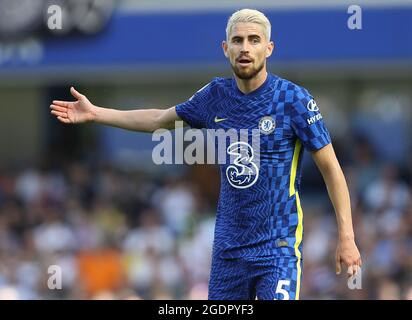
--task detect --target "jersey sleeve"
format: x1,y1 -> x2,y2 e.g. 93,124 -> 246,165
290,87 -> 331,151
175,80 -> 214,129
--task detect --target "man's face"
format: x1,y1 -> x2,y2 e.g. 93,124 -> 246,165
223,22 -> 274,80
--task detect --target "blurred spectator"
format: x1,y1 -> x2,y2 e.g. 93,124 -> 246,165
363,165 -> 410,213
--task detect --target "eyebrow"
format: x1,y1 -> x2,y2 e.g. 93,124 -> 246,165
231,34 -> 261,41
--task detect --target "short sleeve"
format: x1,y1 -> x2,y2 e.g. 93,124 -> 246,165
175,81 -> 213,129
290,87 -> 331,151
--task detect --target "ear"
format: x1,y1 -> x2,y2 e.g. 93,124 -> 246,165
222,40 -> 229,58
266,41 -> 275,58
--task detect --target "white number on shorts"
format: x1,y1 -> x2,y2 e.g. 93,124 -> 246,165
274,279 -> 291,300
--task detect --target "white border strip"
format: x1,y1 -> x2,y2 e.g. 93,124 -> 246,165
119,0 -> 412,13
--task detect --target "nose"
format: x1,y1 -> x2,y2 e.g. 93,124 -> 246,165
240,40 -> 251,53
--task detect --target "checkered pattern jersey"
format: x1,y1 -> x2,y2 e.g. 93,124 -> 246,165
175,73 -> 331,299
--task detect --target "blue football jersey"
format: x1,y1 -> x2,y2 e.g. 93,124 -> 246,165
175,73 -> 331,259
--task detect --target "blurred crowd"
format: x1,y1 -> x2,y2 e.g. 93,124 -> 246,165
0,160 -> 216,299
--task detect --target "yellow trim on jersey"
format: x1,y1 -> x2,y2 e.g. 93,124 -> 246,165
294,192 -> 304,300
289,140 -> 302,197
289,140 -> 303,300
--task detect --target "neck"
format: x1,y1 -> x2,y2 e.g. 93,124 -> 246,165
235,69 -> 268,94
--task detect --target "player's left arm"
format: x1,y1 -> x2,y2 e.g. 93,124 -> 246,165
311,143 -> 362,277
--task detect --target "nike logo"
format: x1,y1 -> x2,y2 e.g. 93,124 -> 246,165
214,116 -> 227,123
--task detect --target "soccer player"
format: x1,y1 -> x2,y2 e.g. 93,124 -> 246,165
50,9 -> 361,300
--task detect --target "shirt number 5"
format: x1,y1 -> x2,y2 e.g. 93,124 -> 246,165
274,280 -> 291,300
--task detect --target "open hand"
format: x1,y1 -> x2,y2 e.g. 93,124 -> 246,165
50,87 -> 96,124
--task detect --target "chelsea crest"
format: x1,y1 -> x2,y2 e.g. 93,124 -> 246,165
259,116 -> 276,135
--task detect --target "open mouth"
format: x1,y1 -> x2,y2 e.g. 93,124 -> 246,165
237,57 -> 253,67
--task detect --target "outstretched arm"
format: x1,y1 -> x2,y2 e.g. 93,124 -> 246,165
50,87 -> 180,132
311,143 -> 362,276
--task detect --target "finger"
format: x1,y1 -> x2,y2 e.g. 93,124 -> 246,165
355,264 -> 361,274
53,100 -> 70,107
70,86 -> 83,100
50,105 -> 67,112
336,259 -> 341,275
347,265 -> 354,277
352,264 -> 358,276
51,110 -> 67,118
57,116 -> 70,124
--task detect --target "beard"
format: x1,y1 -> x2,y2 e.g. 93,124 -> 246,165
231,59 -> 265,80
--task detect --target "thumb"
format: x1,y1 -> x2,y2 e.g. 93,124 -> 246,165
336,257 -> 341,275
70,86 -> 83,100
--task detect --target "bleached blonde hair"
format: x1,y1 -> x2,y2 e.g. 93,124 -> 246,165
226,9 -> 271,41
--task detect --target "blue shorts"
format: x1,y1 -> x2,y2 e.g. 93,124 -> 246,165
208,255 -> 303,300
